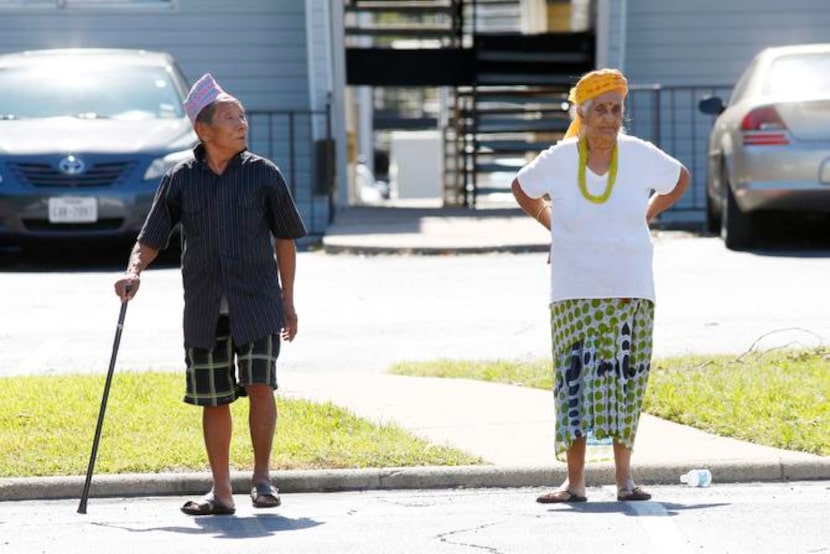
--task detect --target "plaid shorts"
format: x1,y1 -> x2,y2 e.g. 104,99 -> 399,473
184,315 -> 280,407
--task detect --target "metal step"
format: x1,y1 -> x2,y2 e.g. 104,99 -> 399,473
475,73 -> 578,86
458,119 -> 568,134
476,139 -> 555,152
345,0 -> 462,46
345,26 -> 458,38
345,5 -> 457,16
477,50 -> 592,63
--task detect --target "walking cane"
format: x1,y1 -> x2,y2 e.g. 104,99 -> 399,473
78,286 -> 131,514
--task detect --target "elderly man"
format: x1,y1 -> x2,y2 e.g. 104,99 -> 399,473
114,74 -> 307,515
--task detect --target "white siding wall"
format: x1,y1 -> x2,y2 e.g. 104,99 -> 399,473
306,0 -> 332,114
0,0 -> 311,109
623,0 -> 830,86
606,0 -> 625,70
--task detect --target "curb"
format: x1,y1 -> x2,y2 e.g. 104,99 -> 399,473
319,228 -> 701,256
321,243 -> 550,256
3,458 -> 829,502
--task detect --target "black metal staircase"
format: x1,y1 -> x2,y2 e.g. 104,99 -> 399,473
344,0 -> 595,207
447,85 -> 573,206
344,0 -> 464,45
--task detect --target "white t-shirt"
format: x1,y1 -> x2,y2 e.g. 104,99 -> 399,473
517,134 -> 682,303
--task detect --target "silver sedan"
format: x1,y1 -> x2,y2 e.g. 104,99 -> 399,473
699,43 -> 830,249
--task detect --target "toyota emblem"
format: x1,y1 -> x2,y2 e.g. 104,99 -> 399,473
59,155 -> 86,176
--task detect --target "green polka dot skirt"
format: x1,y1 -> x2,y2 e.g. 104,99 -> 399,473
550,298 -> 654,461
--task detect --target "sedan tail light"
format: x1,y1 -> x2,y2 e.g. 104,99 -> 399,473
741,106 -> 790,145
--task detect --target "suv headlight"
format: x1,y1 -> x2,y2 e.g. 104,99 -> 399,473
143,149 -> 195,180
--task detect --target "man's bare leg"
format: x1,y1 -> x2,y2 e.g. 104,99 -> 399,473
203,404 -> 234,507
246,385 -> 279,507
247,384 -> 277,483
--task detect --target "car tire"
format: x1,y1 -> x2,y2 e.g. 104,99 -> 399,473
721,180 -> 753,250
705,190 -> 720,234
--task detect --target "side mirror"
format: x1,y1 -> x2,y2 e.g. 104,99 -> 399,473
698,95 -> 726,115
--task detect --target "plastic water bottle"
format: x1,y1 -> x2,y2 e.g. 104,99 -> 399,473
680,469 -> 712,487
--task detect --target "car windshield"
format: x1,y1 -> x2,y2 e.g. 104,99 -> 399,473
0,62 -> 184,120
763,53 -> 830,97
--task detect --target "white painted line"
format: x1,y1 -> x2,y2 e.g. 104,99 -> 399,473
603,487 -> 696,554
629,500 -> 695,554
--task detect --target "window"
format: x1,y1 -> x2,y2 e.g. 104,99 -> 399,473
728,58 -> 758,105
763,53 -> 830,97
0,63 -> 185,120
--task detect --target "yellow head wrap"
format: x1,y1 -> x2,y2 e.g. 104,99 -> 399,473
563,69 -> 629,139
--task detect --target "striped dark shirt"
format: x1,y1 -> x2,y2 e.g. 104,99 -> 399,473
138,144 -> 307,349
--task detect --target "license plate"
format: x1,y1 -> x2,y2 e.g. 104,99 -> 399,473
48,197 -> 98,223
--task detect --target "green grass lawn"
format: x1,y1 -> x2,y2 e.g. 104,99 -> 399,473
390,348 -> 830,456
4,349 -> 826,479
0,372 -> 482,478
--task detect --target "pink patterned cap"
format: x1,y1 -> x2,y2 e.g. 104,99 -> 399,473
183,73 -> 237,125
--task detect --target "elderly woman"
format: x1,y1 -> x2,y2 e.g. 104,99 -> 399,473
511,68 -> 689,503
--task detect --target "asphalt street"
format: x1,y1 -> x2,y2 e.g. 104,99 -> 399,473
1,482 -> 828,554
1,235 -> 829,377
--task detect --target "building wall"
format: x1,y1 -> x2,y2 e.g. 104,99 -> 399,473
597,0 -> 625,69
306,0 -> 333,114
0,0 -> 312,109
622,0 -> 830,86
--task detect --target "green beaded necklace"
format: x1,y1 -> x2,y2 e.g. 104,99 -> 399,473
577,138 -> 618,204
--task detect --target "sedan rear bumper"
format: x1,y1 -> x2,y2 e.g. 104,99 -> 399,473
732,142 -> 830,212
734,182 -> 830,212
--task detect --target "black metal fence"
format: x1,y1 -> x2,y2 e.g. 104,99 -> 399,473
240,88 -> 730,229
626,84 -> 733,217
246,106 -> 334,236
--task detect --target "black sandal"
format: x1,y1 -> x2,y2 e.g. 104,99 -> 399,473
250,481 -> 281,508
536,489 -> 588,504
617,486 -> 651,501
181,496 -> 236,516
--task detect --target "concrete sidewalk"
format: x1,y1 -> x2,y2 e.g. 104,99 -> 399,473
1,205 -> 828,502
281,372 -> 830,485
320,205 -> 551,254
283,372 -> 826,469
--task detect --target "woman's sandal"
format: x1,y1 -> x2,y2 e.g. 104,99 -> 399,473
617,486 -> 652,501
536,489 -> 588,504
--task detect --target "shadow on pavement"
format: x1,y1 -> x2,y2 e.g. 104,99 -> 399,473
545,501 -> 731,516
0,242 -> 181,273
94,513 -> 323,538
740,212 -> 830,256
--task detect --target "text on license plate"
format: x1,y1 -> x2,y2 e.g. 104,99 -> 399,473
48,197 -> 98,223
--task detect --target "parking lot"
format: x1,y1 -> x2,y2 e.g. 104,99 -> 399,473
2,228 -> 830,379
